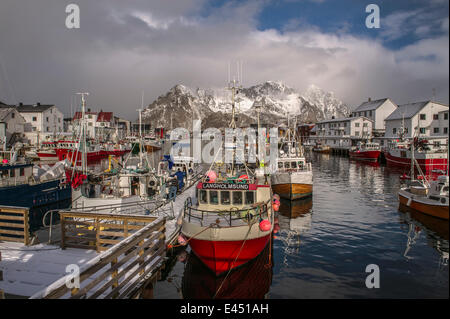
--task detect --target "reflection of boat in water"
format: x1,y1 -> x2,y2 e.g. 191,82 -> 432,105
275,200 -> 312,264
181,244 -> 272,299
398,204 -> 449,240
278,197 -> 312,218
399,210 -> 449,268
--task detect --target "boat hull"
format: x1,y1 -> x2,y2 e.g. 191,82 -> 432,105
385,151 -> 448,173
349,150 -> 380,161
272,183 -> 312,200
271,171 -> 313,200
188,235 -> 271,276
398,190 -> 449,220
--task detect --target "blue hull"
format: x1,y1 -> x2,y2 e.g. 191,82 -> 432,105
0,180 -> 72,231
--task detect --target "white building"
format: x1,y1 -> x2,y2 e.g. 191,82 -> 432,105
72,110 -> 115,139
384,100 -> 449,148
310,116 -> 374,149
16,103 -> 64,145
0,106 -> 26,149
351,98 -> 397,135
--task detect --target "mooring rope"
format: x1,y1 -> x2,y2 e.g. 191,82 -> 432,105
213,224 -> 253,299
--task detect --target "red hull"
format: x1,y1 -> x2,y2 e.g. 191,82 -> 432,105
384,152 -> 448,173
36,152 -> 57,159
349,150 -> 380,161
58,149 -> 129,163
188,235 -> 271,276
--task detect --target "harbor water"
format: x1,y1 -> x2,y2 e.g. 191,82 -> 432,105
154,152 -> 449,299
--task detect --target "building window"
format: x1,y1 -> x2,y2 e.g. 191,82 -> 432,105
46,127 -> 50,132
32,116 -> 37,121
11,112 -> 15,118
355,131 -> 360,136
434,127 -> 439,134
363,123 -> 368,127
355,123 -> 360,127
444,128 -> 448,134
434,141 -> 441,148
445,113 -> 448,120
419,114 -> 426,120
369,110 -> 372,117
88,115 -> 92,119
393,128 -> 397,134
20,168 -> 25,176
405,128 -> 408,134
433,114 -> 439,120
32,127 -> 36,131
419,128 -> 426,134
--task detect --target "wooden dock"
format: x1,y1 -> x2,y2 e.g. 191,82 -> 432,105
0,212 -> 167,299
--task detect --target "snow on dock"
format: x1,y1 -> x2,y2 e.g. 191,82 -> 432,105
0,242 -> 97,297
0,180 -> 199,298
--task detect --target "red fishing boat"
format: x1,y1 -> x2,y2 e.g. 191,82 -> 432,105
349,142 -> 381,161
180,79 -> 275,276
384,139 -> 447,173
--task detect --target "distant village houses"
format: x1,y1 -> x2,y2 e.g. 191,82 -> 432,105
304,98 -> 449,151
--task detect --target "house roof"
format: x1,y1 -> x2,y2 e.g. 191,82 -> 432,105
15,104 -> 54,113
384,101 -> 431,121
96,111 -> 113,122
0,100 -> 9,107
353,98 -> 391,112
316,116 -> 374,124
0,107 -> 21,121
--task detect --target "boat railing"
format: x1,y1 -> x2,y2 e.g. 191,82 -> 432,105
276,163 -> 312,173
184,199 -> 271,227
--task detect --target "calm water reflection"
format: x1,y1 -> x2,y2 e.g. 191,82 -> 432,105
154,152 -> 449,299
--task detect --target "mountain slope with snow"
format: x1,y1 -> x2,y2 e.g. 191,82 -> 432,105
142,81 -> 350,129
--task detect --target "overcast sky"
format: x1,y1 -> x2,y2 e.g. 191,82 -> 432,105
0,0 -> 448,120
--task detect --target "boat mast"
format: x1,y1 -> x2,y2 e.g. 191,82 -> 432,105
77,92 -> 89,175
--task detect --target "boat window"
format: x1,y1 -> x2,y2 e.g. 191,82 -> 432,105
284,162 -> 290,168
233,191 -> 243,205
10,169 -> 15,178
221,191 -> 231,204
1,170 -> 8,178
298,161 -> 304,168
20,168 -> 25,176
245,191 -> 254,204
291,161 -> 297,168
199,190 -> 208,204
210,191 -> 219,205
278,162 -> 283,169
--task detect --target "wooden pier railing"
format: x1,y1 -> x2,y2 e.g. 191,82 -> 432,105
0,206 -> 29,245
30,215 -> 166,299
59,211 -> 160,252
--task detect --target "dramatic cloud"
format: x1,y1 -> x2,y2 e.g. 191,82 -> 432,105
0,0 -> 448,121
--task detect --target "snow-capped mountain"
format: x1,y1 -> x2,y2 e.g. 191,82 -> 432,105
142,81 -> 350,129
